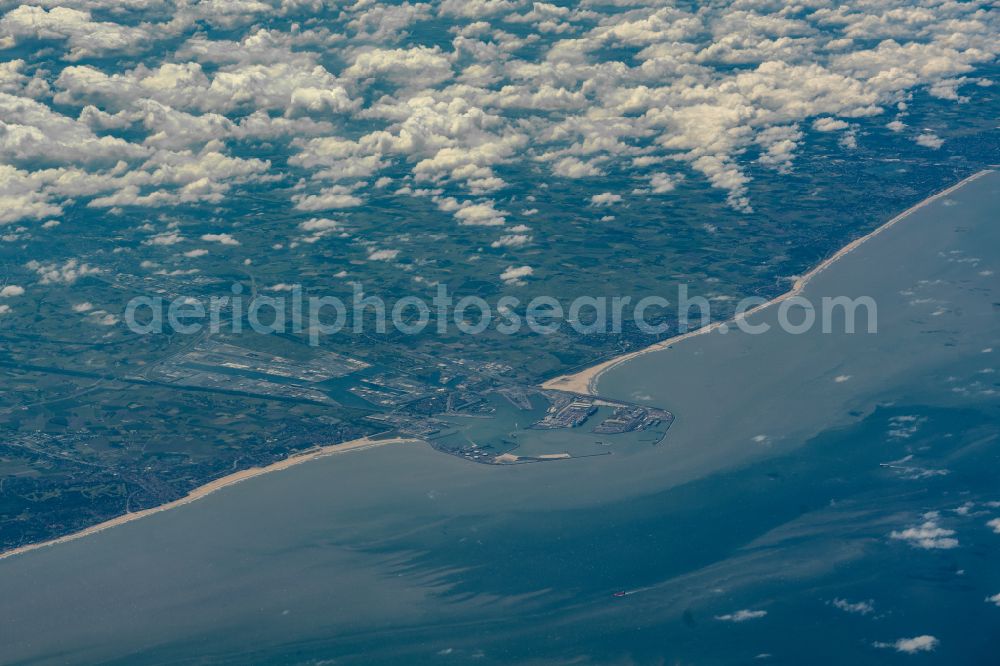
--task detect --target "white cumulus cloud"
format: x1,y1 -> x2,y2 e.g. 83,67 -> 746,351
875,635 -> 939,654
26,258 -> 101,285
590,192 -> 623,206
715,609 -> 767,623
915,132 -> 944,149
0,285 -> 25,297
200,233 -> 240,246
890,514 -> 959,550
500,265 -> 533,285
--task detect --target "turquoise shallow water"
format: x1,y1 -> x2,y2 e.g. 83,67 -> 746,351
0,174 -> 998,664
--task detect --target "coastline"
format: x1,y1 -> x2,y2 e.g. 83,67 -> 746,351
0,435 -> 418,562
2,170 -> 991,564
540,169 -> 995,396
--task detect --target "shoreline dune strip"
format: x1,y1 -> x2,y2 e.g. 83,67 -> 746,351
541,169 -> 994,396
1,170 -> 991,563
0,436 -> 416,561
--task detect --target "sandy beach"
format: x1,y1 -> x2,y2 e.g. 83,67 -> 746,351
0,435 -> 417,561
540,169 -> 994,395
